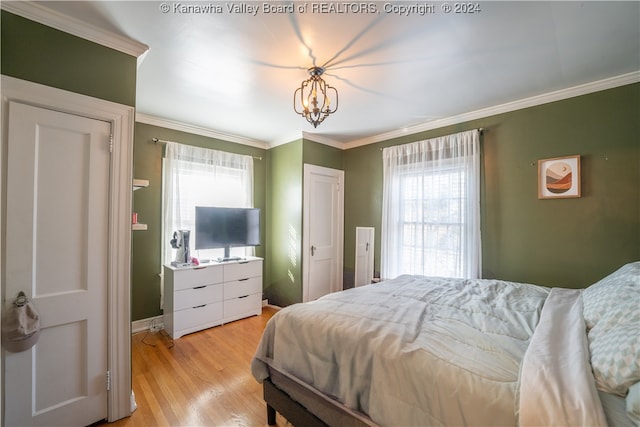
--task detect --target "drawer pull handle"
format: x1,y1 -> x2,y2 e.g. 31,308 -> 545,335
194,267 -> 207,270
238,278 -> 249,282
238,261 -> 249,264
193,285 -> 206,289
193,304 -> 206,309
238,295 -> 249,299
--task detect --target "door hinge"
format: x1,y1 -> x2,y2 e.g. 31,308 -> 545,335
109,134 -> 114,153
106,370 -> 111,391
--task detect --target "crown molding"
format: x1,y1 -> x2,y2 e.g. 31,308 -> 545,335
3,1 -> 636,150
267,131 -> 306,149
138,71 -> 638,152
1,1 -> 148,58
136,113 -> 268,150
343,71 -> 640,149
259,131 -> 343,150
301,132 -> 344,149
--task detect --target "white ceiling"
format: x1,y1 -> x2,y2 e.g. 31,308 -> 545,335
20,1 -> 640,147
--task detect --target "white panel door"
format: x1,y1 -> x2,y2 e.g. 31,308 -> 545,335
303,165 -> 344,302
355,227 -> 375,287
4,102 -> 110,426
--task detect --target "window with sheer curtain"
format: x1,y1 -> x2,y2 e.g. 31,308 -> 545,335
381,129 -> 481,280
162,142 -> 254,264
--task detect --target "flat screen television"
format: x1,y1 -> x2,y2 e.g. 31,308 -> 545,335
195,206 -> 260,261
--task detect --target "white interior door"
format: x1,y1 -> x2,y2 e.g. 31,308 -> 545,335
303,164 -> 344,302
4,101 -> 111,426
355,227 -> 375,287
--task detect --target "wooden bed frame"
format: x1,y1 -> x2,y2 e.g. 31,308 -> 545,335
262,366 -> 379,427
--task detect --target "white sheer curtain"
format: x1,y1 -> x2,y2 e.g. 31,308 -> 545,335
162,142 -> 254,266
381,129 -> 481,280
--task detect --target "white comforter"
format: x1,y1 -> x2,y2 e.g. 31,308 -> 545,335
518,287 -> 606,427
252,275 -> 604,426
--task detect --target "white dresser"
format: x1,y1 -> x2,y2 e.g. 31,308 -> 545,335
163,257 -> 263,339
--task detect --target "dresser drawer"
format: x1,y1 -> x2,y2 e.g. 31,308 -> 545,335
172,265 -> 223,291
224,276 -> 262,300
174,284 -> 223,311
224,260 -> 262,282
224,293 -> 261,322
174,301 -> 223,332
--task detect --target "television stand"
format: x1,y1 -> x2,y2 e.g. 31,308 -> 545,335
217,246 -> 244,262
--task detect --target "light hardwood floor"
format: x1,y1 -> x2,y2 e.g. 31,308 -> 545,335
105,306 -> 288,426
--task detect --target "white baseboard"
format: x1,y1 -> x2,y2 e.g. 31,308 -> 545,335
132,306 -> 281,334
131,315 -> 164,334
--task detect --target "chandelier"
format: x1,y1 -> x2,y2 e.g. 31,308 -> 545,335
293,67 -> 338,128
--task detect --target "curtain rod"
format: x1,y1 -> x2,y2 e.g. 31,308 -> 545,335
152,137 -> 262,161
378,128 -> 484,151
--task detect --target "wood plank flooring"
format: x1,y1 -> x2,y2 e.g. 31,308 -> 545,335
106,306 -> 288,426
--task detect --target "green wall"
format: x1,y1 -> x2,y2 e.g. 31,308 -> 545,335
343,83 -> 640,289
342,142 -> 383,284
265,141 -> 303,307
132,123 -> 267,321
1,11 -> 137,107
217,82 -> 640,310
264,139 -> 345,307
303,140 -> 344,170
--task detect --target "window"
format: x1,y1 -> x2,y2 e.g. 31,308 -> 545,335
162,142 -> 254,264
381,129 -> 481,279
399,163 -> 465,277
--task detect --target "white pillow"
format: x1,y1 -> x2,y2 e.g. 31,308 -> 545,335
583,262 -> 640,330
582,262 -> 640,397
589,318 -> 640,396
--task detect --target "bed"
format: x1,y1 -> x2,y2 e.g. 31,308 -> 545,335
251,262 -> 639,427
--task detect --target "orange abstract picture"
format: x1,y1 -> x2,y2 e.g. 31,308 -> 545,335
538,155 -> 581,199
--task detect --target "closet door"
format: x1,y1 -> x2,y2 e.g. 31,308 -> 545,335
303,164 -> 344,302
4,102 -> 110,426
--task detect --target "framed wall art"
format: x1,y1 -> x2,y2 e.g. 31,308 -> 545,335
538,155 -> 581,199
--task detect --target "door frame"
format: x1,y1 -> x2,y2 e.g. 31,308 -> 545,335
1,75 -> 134,422
302,164 -> 344,303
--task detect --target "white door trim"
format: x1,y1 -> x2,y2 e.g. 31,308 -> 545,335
302,164 -> 344,303
1,75 -> 134,422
